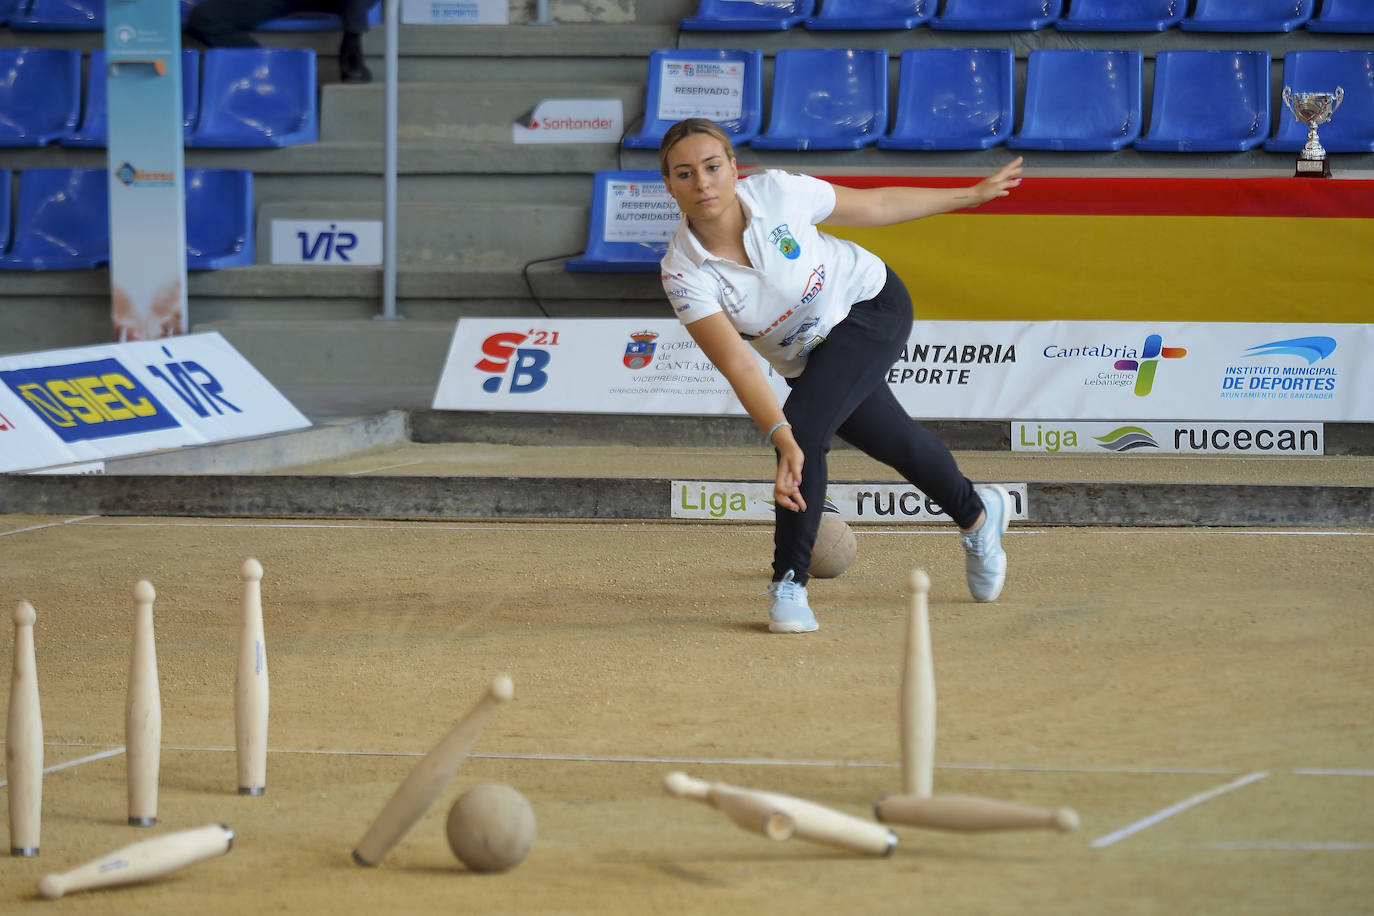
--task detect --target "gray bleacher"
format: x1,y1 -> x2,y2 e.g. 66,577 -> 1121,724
2,0 -> 1371,412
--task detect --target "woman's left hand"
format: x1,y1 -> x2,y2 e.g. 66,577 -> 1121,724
973,156 -> 1024,204
774,442 -> 806,513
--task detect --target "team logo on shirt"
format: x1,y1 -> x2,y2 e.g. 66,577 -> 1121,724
768,224 -> 800,260
780,317 -> 820,348
800,264 -> 826,304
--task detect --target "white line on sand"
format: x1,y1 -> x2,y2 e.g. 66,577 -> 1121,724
0,747 -> 125,788
0,516 -> 99,538
1193,842 -> 1374,851
1091,770 -> 1270,849
63,519 -> 1372,537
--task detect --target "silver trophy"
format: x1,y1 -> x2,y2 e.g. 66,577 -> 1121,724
1281,86 -> 1344,178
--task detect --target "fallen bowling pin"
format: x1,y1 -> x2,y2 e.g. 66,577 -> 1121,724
875,793 -> 1079,834
666,772 -> 894,856
662,772 -> 794,841
37,823 -> 234,899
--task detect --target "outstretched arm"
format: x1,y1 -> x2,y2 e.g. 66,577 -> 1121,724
685,312 -> 806,513
822,157 -> 1023,228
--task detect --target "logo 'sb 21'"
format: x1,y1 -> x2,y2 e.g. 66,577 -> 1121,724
475,332 -> 551,394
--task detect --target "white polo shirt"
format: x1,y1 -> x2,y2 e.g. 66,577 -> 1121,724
660,170 -> 887,378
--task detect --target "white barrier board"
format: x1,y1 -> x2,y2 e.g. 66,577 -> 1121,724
0,333 -> 309,473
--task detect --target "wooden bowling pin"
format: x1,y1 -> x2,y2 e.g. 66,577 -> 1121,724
875,793 -> 1079,834
126,580 -> 161,827
665,772 -> 895,857
352,674 -> 514,866
901,569 -> 935,797
8,601 -> 42,856
235,558 -> 269,796
662,772 -> 794,840
37,823 -> 234,899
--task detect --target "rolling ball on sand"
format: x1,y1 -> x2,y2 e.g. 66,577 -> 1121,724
445,783 -> 536,873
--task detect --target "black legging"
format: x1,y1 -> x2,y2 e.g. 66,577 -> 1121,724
774,268 -> 983,584
187,0 -> 373,46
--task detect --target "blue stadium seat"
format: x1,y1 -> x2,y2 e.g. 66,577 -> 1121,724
0,169 -> 110,270
566,171 -> 676,273
623,49 -> 764,150
188,48 -> 318,148
1134,50 -> 1271,152
185,169 -> 254,270
257,0 -> 382,30
1265,51 -> 1374,154
1306,0 -> 1374,33
0,48 -> 81,146
63,49 -> 201,148
1054,0 -> 1184,31
0,170 -> 11,256
804,0 -> 935,30
1006,49 -> 1143,151
930,0 -> 1063,30
8,0 -> 103,30
681,0 -> 814,31
877,48 -> 1013,150
0,0 -> 18,25
750,48 -> 889,150
1180,0 -> 1314,32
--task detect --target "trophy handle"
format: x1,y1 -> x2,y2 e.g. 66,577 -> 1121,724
1331,86 -> 1345,113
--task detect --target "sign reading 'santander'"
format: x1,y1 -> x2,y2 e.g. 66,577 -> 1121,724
513,100 -> 623,144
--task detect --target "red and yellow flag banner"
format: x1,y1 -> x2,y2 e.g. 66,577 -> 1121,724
817,175 -> 1374,323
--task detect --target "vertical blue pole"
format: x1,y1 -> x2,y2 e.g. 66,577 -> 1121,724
105,0 -> 188,342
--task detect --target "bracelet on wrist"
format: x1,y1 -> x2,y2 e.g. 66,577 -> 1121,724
766,420 -> 791,443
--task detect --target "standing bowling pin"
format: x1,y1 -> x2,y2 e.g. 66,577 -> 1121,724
37,823 -> 234,899
235,558 -> 268,796
127,580 -> 161,826
900,569 -> 935,797
8,601 -> 42,856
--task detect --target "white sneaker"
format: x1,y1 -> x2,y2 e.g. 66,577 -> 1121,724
961,485 -> 1011,602
767,570 -> 818,633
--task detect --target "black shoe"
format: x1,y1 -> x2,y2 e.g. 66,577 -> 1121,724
340,48 -> 372,83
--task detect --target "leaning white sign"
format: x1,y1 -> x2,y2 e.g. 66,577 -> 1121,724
513,99 -> 624,144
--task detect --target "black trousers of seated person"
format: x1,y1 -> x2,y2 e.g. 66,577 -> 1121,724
187,0 -> 373,47
773,267 -> 985,586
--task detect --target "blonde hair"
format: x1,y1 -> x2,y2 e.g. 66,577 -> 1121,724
658,118 -> 736,177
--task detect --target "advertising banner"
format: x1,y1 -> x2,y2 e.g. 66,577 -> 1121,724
433,318 -> 788,415
433,318 -> 1373,422
271,219 -> 384,266
105,0 -> 188,341
0,333 -> 310,474
401,0 -> 507,24
670,481 -> 1029,524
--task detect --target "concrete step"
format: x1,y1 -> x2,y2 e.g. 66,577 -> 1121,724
254,201 -> 589,266
319,80 -> 647,142
191,317 -> 458,388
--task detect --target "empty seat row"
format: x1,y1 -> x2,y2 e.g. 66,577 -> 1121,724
0,47 -> 317,148
626,47 -> 1374,154
0,0 -> 381,30
682,0 -> 1374,33
0,168 -> 254,270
